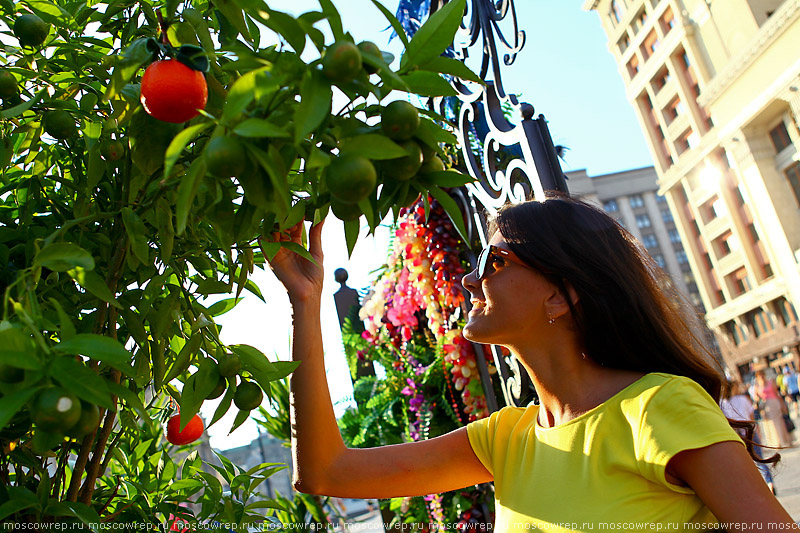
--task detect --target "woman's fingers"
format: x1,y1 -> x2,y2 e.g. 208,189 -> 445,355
309,217 -> 325,261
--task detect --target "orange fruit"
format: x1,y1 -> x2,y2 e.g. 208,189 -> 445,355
381,101 -> 419,141
31,387 -> 82,432
322,41 -> 362,83
234,380 -> 263,411
166,414 -> 204,445
326,155 -> 376,204
140,59 -> 208,123
383,140 -> 423,181
43,110 -> 77,140
205,137 -> 246,178
14,14 -> 50,48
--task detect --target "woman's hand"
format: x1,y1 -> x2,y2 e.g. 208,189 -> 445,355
260,218 -> 325,304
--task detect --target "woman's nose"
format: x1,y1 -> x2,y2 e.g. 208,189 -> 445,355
461,267 -> 479,293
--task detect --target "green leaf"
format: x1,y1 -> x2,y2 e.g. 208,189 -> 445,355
399,71 -> 457,97
164,122 -> 213,179
51,357 -> 116,410
213,0 -> 251,41
165,333 -> 202,383
370,0 -> 409,48
53,334 -> 134,376
223,67 -> 276,122
421,184 -> 468,243
231,344 -> 299,392
261,7 -> 307,53
34,242 -> 95,272
228,408 -> 251,435
343,219 -> 359,258
179,357 -> 219,430
48,501 -> 102,531
415,117 -> 458,146
122,207 -> 150,264
0,90 -> 47,119
68,267 -> 122,309
317,0 -> 344,40
233,118 -> 289,138
400,0 -> 465,71
339,134 -> 407,160
0,387 -> 38,431
106,381 -> 149,420
295,70 -> 332,144
176,157 -> 207,235
208,381 -> 234,429
207,298 -> 240,316
105,38 -> 159,102
418,56 -> 483,84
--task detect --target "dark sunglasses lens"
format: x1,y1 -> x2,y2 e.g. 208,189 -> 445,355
477,247 -> 490,280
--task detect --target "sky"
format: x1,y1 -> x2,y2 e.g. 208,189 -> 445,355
201,0 -> 656,450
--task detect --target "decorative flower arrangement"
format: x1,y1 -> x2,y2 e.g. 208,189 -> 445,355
359,196 -> 490,422
340,193 -> 494,528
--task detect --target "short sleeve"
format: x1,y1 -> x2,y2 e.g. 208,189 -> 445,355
465,406 -> 527,476
635,376 -> 743,493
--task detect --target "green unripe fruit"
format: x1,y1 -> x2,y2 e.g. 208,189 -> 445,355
66,402 -> 100,438
205,136 -> 247,178
207,376 -> 227,399
79,93 -> 98,112
330,197 -> 362,222
383,140 -> 424,181
43,110 -> 77,140
100,139 -> 125,161
419,155 -> 445,174
326,155 -> 377,204
234,380 -> 263,411
31,388 -> 82,432
322,41 -> 362,83
357,41 -> 382,74
216,351 -> 241,378
381,101 -> 420,141
14,14 -> 50,48
0,70 -> 19,99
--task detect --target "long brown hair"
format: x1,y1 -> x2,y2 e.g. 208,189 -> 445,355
488,193 -> 777,463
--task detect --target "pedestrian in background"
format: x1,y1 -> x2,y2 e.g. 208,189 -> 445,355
783,367 -> 799,416
720,380 -> 776,495
754,370 -> 792,448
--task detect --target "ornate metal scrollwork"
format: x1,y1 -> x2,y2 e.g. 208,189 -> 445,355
442,0 -> 569,408
397,0 -> 569,408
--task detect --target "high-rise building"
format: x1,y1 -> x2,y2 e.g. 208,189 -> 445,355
567,166 -> 703,309
582,0 -> 800,377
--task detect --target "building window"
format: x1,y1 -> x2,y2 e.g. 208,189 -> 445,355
676,129 -> 693,154
610,0 -> 625,24
748,223 -> 760,242
661,209 -> 673,223
642,234 -> 658,248
642,30 -> 660,58
653,254 -> 666,268
676,250 -> 689,264
664,97 -> 684,124
785,161 -> 800,206
636,214 -> 652,228
618,34 -> 630,53
603,199 -> 619,212
656,194 -> 667,204
660,6 -> 675,33
769,121 -> 792,153
681,51 -> 691,68
729,268 -> 751,297
775,297 -> 799,325
668,229 -> 682,243
627,55 -> 640,78
724,321 -> 741,345
629,194 -> 644,208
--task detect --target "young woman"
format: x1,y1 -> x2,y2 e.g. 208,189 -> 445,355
754,370 -> 792,448
264,195 -> 793,530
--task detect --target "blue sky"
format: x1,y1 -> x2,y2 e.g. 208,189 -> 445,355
206,0 -> 656,449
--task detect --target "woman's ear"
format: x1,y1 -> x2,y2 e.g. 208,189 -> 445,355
544,280 -> 580,320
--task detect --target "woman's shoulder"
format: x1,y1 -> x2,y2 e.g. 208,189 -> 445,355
619,373 -> 720,416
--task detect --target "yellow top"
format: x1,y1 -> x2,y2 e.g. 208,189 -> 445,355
466,373 -> 742,532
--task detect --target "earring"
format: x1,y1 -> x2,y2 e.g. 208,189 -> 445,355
548,316 -> 555,325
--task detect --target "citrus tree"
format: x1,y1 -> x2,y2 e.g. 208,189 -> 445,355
0,0 -> 479,527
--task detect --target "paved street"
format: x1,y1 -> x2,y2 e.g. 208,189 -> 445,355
775,444 -> 800,518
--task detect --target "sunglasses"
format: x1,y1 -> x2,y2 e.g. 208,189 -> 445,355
475,244 -> 537,281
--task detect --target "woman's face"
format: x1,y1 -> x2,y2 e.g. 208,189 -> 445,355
461,231 -> 554,347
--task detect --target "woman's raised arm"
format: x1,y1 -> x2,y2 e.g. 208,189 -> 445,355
263,219 -> 492,498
